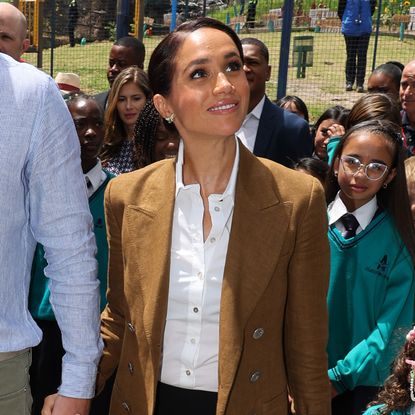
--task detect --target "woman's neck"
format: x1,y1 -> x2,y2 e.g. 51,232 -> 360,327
182,135 -> 236,197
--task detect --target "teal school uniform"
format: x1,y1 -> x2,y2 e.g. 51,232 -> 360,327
328,210 -> 415,393
363,404 -> 410,414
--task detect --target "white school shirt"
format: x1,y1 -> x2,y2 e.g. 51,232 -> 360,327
236,95 -> 265,152
328,192 -> 378,236
84,160 -> 107,198
160,138 -> 239,392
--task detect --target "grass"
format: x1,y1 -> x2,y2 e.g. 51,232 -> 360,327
23,28 -> 415,122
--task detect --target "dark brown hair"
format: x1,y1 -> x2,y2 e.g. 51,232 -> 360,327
147,17 -> 243,98
367,333 -> 415,414
325,120 -> 415,265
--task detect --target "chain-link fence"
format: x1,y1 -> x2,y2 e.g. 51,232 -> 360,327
10,0 -> 415,121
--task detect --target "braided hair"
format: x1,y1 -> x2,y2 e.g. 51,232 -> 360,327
133,99 -> 175,168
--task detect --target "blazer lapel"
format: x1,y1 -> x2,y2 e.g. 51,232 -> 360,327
125,161 -> 176,348
218,145 -> 293,407
253,96 -> 275,157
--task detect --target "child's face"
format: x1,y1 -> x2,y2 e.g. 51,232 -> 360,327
315,119 -> 335,160
334,132 -> 396,211
69,99 -> 104,163
152,122 -> 180,162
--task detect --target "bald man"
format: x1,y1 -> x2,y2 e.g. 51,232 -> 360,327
0,2 -> 29,61
401,60 -> 415,155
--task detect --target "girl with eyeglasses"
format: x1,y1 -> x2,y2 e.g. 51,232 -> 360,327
325,120 -> 415,415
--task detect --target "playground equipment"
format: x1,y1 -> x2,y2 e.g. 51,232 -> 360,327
18,0 -> 42,50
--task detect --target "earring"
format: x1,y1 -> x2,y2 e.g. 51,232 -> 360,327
165,114 -> 175,124
334,171 -> 338,177
383,183 -> 388,189
410,368 -> 415,402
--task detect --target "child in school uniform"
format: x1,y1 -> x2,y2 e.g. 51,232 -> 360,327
28,94 -> 114,415
363,326 -> 415,415
325,120 -> 415,415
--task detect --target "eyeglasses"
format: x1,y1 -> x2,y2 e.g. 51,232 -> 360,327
340,155 -> 389,181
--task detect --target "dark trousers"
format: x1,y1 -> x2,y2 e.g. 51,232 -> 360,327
154,382 -> 218,415
332,386 -> 379,415
30,319 -> 114,415
344,34 -> 370,86
68,23 -> 76,47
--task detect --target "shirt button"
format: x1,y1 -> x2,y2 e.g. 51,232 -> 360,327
210,237 -> 216,243
190,338 -> 196,344
214,206 -> 220,212
193,307 -> 199,313
186,369 -> 191,376
197,271 -> 203,279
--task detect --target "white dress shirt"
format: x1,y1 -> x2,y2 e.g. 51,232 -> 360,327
0,53 -> 102,398
160,138 -> 239,392
236,95 -> 266,152
84,159 -> 107,198
328,192 -> 378,237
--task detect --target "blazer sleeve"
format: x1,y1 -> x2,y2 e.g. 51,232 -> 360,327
328,245 -> 415,393
96,180 -> 126,392
284,179 -> 331,414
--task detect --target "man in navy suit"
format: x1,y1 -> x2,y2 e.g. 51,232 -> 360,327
94,36 -> 145,111
237,38 -> 312,167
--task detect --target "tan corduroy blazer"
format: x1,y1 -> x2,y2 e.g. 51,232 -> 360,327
97,144 -> 331,415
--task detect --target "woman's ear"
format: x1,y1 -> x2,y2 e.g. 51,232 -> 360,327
153,94 -> 172,119
384,168 -> 397,186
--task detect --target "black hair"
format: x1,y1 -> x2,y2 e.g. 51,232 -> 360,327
241,37 -> 269,64
148,17 -> 243,98
114,36 -> 145,68
312,105 -> 348,139
370,63 -> 402,92
325,120 -> 415,265
276,95 -> 309,122
294,157 -> 329,185
66,92 -> 103,117
385,60 -> 405,72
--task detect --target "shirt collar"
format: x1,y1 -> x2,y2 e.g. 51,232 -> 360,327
175,137 -> 240,200
242,95 -> 266,126
84,159 -> 103,192
328,192 -> 378,230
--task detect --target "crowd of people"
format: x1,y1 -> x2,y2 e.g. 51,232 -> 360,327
2,2 -> 415,415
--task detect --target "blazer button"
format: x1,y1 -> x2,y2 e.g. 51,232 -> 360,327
249,370 -> 261,383
252,328 -> 264,339
127,322 -> 135,333
121,401 -> 130,412
128,361 -> 134,374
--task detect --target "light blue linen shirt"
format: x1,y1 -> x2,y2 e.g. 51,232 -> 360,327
0,53 -> 103,398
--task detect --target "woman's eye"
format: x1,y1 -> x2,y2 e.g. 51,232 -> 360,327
226,61 -> 242,72
190,69 -> 207,79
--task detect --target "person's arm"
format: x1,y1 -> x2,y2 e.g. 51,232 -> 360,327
338,0 -> 346,20
285,178 -> 331,414
96,179 -> 127,392
28,77 -> 102,403
329,245 -> 414,393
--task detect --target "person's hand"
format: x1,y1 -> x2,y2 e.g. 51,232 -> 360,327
327,123 -> 345,139
41,393 -> 91,415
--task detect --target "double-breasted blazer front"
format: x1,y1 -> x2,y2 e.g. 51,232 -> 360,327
97,143 -> 331,415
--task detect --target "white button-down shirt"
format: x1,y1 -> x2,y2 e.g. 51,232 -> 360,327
84,160 -> 107,198
160,138 -> 239,392
236,95 -> 265,152
328,192 -> 378,236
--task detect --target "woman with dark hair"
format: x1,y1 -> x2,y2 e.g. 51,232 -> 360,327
276,95 -> 309,123
312,105 -> 348,161
96,17 -> 330,415
101,66 -> 152,175
133,99 -> 180,168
